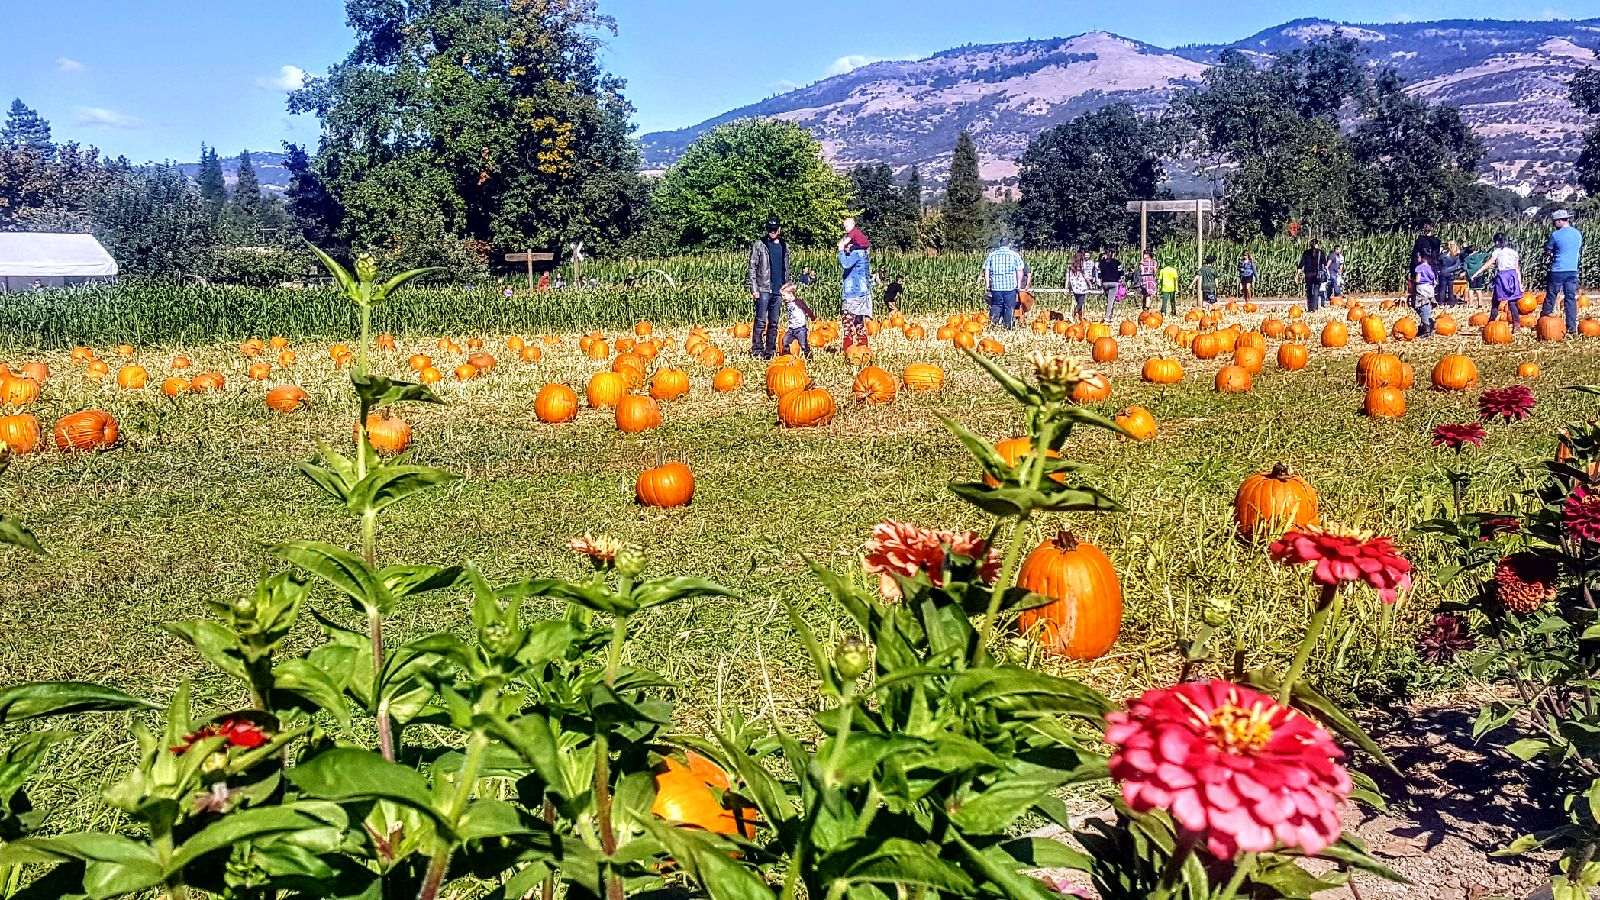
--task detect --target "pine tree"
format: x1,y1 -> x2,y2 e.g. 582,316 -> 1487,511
283,143 -> 341,247
941,132 -> 987,251
196,144 -> 226,211
2,100 -> 53,156
899,166 -> 924,247
232,149 -> 262,218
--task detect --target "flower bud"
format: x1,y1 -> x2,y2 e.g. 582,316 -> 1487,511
1027,350 -> 1088,388
834,637 -> 871,680
1201,596 -> 1232,628
355,253 -> 379,283
615,545 -> 646,579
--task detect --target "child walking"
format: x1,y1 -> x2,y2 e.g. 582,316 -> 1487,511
1158,261 -> 1179,316
1138,251 -> 1158,311
1197,260 -> 1218,309
1067,250 -> 1090,319
781,283 -> 813,358
1472,232 -> 1523,327
1413,251 -> 1437,337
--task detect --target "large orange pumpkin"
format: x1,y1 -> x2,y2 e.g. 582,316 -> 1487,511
265,385 -> 309,413
189,372 -> 225,393
1581,318 -> 1600,337
0,414 -> 41,454
902,363 -> 945,393
778,388 -> 835,427
1320,321 -> 1349,348
1141,357 -> 1184,384
1364,386 -> 1407,419
1235,464 -> 1318,539
615,395 -> 663,433
637,461 -> 695,508
1091,337 -> 1118,363
0,374 -> 40,407
535,384 -> 579,423
1431,354 -> 1479,391
52,409 -> 119,452
650,753 -> 757,837
1277,343 -> 1309,371
1360,315 -> 1387,344
1357,352 -> 1405,389
1434,314 -> 1458,336
851,366 -> 897,404
1015,532 -> 1123,660
649,368 -> 691,402
586,371 -> 629,409
765,361 -> 809,399
1536,316 -> 1567,342
1232,346 -> 1266,375
18,362 -> 47,383
1192,333 -> 1223,360
1483,320 -> 1513,345
1071,374 -> 1112,404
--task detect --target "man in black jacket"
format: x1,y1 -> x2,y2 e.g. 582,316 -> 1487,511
1297,239 -> 1329,311
747,218 -> 789,359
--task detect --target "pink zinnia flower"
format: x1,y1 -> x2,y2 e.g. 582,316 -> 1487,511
173,716 -> 270,755
1431,422 -> 1485,451
1269,525 -> 1413,602
1107,680 -> 1351,860
1478,385 -> 1536,422
1564,487 -> 1600,543
862,521 -> 1000,600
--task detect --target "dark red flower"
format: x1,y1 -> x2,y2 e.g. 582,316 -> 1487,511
1417,614 -> 1475,663
1106,680 -> 1350,860
1431,423 -> 1486,451
173,716 -> 270,755
862,521 -> 1000,600
1268,525 -> 1413,602
1493,552 -> 1558,615
1563,487 -> 1600,543
1478,386 -> 1536,422
1476,515 -> 1522,540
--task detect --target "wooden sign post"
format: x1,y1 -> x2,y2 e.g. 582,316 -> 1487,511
1125,200 -> 1214,307
504,250 -> 555,292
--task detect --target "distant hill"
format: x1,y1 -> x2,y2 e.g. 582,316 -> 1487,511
175,151 -> 291,196
640,16 -> 1600,197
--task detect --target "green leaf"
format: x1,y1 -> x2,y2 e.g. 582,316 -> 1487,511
951,835 -> 1057,900
0,682 -> 155,725
298,460 -> 353,505
635,818 -> 772,900
485,715 -> 571,799
168,804 -> 346,871
934,411 -> 1009,476
0,834 -> 163,899
348,466 -> 460,516
274,659 -> 352,724
1001,836 -> 1092,870
382,564 -> 463,601
818,837 -> 976,892
373,267 -> 444,303
960,347 -> 1036,405
287,748 -> 446,830
272,540 -> 392,615
159,621 -> 247,682
503,577 -> 632,616
948,771 -> 1072,832
1505,738 -> 1551,761
457,799 -> 546,843
0,515 -> 43,555
629,576 -> 738,610
306,242 -> 357,300
352,375 -> 443,413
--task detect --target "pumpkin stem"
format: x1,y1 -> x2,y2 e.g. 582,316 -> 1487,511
1050,531 -> 1080,552
1268,462 -> 1293,480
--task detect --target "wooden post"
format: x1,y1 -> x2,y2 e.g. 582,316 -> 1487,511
1139,202 -> 1148,260
1195,201 -> 1204,308
525,248 -> 534,292
504,251 -> 555,292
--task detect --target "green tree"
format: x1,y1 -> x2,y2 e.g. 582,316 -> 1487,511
1270,34 -> 1370,121
1349,70 -> 1485,231
92,163 -> 216,276
649,119 -> 850,249
283,142 -> 341,247
288,0 -> 648,265
942,131 -> 987,250
195,144 -> 226,212
1571,68 -> 1600,197
1014,103 -> 1167,249
232,149 -> 262,218
2,100 -> 53,157
849,163 -> 918,250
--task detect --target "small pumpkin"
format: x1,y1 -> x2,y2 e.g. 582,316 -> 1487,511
0,413 -> 41,454
1431,354 -> 1479,391
1015,531 -> 1123,660
116,364 -> 149,390
1364,386 -> 1407,419
777,388 -> 836,428
902,363 -> 945,393
161,376 -> 190,397
248,362 -> 273,381
1091,337 -> 1118,363
467,352 -> 497,372
712,368 -> 744,392
535,384 -> 579,423
1070,374 -> 1112,404
1434,314 -> 1458,336
1483,320 -> 1514,345
1235,464 -> 1318,539
851,366 -> 898,404
1360,315 -> 1387,344
190,371 -> 225,393
519,345 -> 543,363
1214,365 -> 1252,393
1581,318 -> 1600,337
408,353 -> 433,372
418,367 -> 443,384
1276,343 -> 1309,371
1114,406 -> 1157,441
637,461 -> 695,508
615,394 -> 663,434
1232,346 -> 1266,375
649,368 -> 691,402
170,354 -> 193,370
650,753 -> 757,838
52,409 -> 119,452
1141,357 -> 1184,385
1518,361 -> 1541,380
453,363 -> 479,381
985,437 -> 1066,487
18,362 -> 48,383
586,371 -> 629,409
265,385 -> 309,413
1536,315 -> 1567,342
362,413 -> 412,455
277,350 -> 297,367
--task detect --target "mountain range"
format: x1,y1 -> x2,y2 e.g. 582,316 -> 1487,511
638,17 -> 1600,197
174,151 -> 292,196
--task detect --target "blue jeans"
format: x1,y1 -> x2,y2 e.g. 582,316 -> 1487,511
988,289 -> 1018,328
752,293 -> 781,357
783,326 -> 810,357
1415,290 -> 1435,333
1305,281 -> 1324,311
1073,293 -> 1086,318
1544,271 -> 1579,332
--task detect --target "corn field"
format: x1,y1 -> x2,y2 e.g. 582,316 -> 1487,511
0,225 -> 1586,347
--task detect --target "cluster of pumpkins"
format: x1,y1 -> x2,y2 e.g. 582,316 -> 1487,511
0,355 -> 118,454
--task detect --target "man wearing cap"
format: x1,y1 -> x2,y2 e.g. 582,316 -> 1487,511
748,218 -> 789,359
1544,210 -> 1584,334
981,237 -> 1029,329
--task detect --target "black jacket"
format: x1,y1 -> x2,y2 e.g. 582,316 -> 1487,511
1300,248 -> 1328,281
1097,258 -> 1122,283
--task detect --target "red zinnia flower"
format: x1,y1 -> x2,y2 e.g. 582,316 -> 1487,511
1493,552 -> 1558,615
1431,422 -> 1486,451
1268,525 -> 1413,602
1417,613 -> 1475,663
862,521 -> 1000,601
1476,515 -> 1522,540
1106,680 -> 1350,860
1563,487 -> 1600,543
173,716 -> 270,755
1478,385 -> 1536,422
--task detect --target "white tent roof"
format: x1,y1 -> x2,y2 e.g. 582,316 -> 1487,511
0,233 -> 118,278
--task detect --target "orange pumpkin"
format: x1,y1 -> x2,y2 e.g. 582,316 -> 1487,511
1391,317 -> 1419,341
712,368 -> 744,392
1483,320 -> 1513,345
1430,354 -> 1479,392
1232,346 -> 1266,375
1357,352 -> 1405,389
650,753 -> 757,837
1235,464 -> 1318,539
985,437 -> 1066,487
1360,315 -> 1386,344
637,461 -> 694,508
408,353 -> 433,372
1015,532 -> 1123,660
1320,321 -> 1349,348
265,385 -> 309,413
1089,337 -> 1119,364
1070,374 -> 1112,404
649,368 -> 691,402
1518,361 -> 1541,380
615,394 -> 662,433
1214,365 -> 1252,393
1434,314 -> 1458,336
535,384 -> 579,423
0,414 -> 41,454
1364,386 -> 1407,419
18,362 -> 47,383
519,345 -> 543,363
248,362 -> 273,381
1536,316 -> 1567,342
1141,357 -> 1184,384
453,363 -> 479,381
586,371 -> 629,409
467,352 -> 497,372
362,414 -> 412,455
851,366 -> 898,404
160,377 -> 190,397
777,388 -> 836,428
1113,405 -> 1156,441
268,336 -> 289,350
116,365 -> 149,390
418,367 -> 443,384
1118,320 -> 1138,338
1276,343 -> 1309,371
1581,318 -> 1600,337
902,363 -> 944,393
765,361 -> 809,399
0,374 -> 40,407
170,354 -> 193,371
376,333 -> 397,351
52,409 -> 118,452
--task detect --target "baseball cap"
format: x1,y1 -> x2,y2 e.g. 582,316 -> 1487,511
1553,209 -> 1573,221
765,217 -> 781,231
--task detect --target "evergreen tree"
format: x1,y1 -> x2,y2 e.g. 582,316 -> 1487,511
2,100 -> 53,157
283,142 -> 341,248
1571,68 -> 1600,197
232,149 -> 262,217
901,167 -> 924,248
849,163 -> 917,250
941,132 -> 987,251
196,144 -> 226,212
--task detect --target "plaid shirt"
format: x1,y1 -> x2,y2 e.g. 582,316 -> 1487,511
983,247 -> 1028,292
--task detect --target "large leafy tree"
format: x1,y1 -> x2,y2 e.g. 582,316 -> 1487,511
283,142 -> 341,247
649,119 -> 850,249
289,0 -> 648,266
849,163 -> 919,250
942,131 -> 987,250
1014,103 -> 1167,249
2,100 -> 53,157
1349,70 -> 1484,231
1571,68 -> 1600,197
93,163 -> 217,276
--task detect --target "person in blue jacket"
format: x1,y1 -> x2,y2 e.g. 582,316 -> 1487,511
1544,209 -> 1584,334
839,223 -> 873,352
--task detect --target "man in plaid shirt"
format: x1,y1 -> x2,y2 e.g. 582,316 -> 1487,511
981,238 -> 1030,329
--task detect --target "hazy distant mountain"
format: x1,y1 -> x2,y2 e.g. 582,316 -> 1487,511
640,17 -> 1600,196
175,151 -> 291,196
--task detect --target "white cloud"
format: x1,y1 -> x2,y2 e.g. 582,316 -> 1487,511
825,55 -> 887,77
55,57 -> 84,73
75,107 -> 142,129
256,65 -> 307,92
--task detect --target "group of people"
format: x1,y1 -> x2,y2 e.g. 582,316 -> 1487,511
747,217 -> 887,359
981,241 -> 1210,328
1398,212 -> 1585,338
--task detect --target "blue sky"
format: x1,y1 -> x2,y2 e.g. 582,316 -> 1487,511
2,0 -> 1598,163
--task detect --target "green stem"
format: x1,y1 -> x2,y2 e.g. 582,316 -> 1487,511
1149,836 -> 1196,900
417,689 -> 499,900
1280,585 -> 1339,704
823,680 -> 857,790
971,419 -> 1057,664
357,301 -> 371,381
1213,853 -> 1257,900
370,607 -> 394,762
595,606 -> 630,900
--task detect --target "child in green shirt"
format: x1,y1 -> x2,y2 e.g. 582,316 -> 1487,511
1157,263 -> 1179,315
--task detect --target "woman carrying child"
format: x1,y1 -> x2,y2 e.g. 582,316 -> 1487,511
839,221 -> 873,352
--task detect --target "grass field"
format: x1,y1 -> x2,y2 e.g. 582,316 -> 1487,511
2,293 -> 1596,830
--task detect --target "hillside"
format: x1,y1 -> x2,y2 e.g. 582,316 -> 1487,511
640,16 -> 1600,196
174,151 -> 291,196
